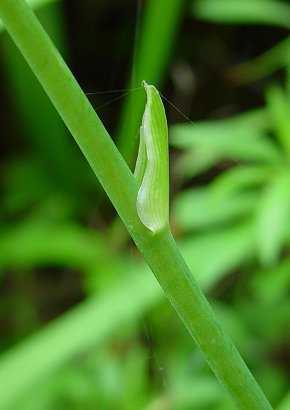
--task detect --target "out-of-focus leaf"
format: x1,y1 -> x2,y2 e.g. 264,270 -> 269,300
255,171 -> 290,266
171,377 -> 227,409
193,0 -> 290,30
0,215 -> 138,293
266,85 -> 290,156
179,223 -> 255,291
170,109 -> 282,177
277,390 -> 290,410
239,296 -> 290,350
0,270 -> 163,410
174,187 -> 257,230
117,0 -> 185,165
170,108 -> 269,148
1,158 -> 54,215
227,36 -> 290,85
174,133 -> 281,178
0,220 -> 106,276
251,257 -> 290,302
211,165 -> 271,198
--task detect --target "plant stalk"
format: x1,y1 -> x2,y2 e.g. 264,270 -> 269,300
0,1 -> 272,409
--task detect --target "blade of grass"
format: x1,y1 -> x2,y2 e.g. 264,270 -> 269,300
226,36 -> 290,85
116,0 -> 185,166
0,2 -> 272,409
193,0 -> 290,30
255,171 -> 290,266
266,85 -> 290,157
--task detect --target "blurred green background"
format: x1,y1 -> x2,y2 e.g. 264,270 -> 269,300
0,0 -> 289,409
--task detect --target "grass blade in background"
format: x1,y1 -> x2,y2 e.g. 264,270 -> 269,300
192,0 -> 290,30
169,108 -> 282,178
117,0 -> 185,166
226,36 -> 290,85
255,172 -> 290,266
266,85 -> 290,157
174,187 -> 257,230
170,108 -> 271,148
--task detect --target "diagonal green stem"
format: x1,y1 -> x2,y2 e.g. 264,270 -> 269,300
0,1 -> 272,409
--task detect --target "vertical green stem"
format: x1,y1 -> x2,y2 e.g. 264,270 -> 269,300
0,1 -> 272,409
116,0 -> 185,166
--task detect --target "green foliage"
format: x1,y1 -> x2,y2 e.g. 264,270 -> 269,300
171,84 -> 290,268
0,0 -> 289,409
193,0 -> 290,29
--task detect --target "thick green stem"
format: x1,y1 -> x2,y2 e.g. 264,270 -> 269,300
0,1 -> 272,409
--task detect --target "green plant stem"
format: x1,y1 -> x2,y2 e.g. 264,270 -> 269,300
117,0 -> 185,166
0,0 -> 58,32
0,1 -> 272,409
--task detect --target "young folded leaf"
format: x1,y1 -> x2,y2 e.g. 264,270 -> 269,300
134,81 -> 169,233
134,125 -> 147,186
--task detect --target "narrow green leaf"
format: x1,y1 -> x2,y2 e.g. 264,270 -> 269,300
170,109 -> 282,178
117,0 -> 185,165
174,187 -> 257,230
174,135 -> 281,178
193,0 -> 290,30
211,165 -> 272,198
170,108 -> 270,148
227,36 -> 290,84
266,85 -> 290,157
133,126 -> 147,186
256,172 -> 290,266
